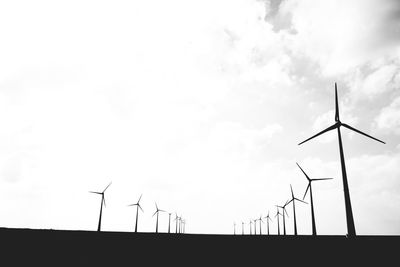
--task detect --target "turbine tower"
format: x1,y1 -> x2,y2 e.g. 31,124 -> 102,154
168,213 -> 172,233
89,182 -> 112,232
127,194 -> 144,233
298,82 -> 385,237
287,185 -> 307,235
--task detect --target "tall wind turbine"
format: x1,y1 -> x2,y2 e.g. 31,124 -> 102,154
287,185 -> 307,235
253,219 -> 257,235
242,221 -> 245,235
296,163 -> 332,236
264,211 -> 272,235
89,182 -> 112,232
275,207 -> 281,235
277,201 -> 290,235
233,222 -> 236,235
127,194 -> 144,233
298,83 -> 385,237
152,203 -> 165,233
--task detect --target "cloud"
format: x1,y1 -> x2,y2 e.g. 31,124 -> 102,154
269,0 -> 400,76
375,96 -> 400,134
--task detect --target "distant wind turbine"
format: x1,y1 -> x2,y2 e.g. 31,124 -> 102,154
89,182 -> 112,232
276,200 -> 290,235
242,222 -> 245,235
174,213 -> 179,233
298,82 -> 385,237
258,216 -> 263,235
168,213 -> 172,233
253,219 -> 257,235
249,220 -> 253,235
152,203 -> 166,233
287,185 -> 307,235
127,194 -> 144,233
296,163 -> 332,236
263,211 -> 272,235
233,222 -> 236,235
275,207 -> 281,235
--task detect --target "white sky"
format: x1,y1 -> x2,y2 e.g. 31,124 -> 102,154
0,0 -> 399,235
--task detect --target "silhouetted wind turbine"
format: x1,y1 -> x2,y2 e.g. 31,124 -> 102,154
182,219 -> 186,233
127,194 -> 144,233
174,213 -> 179,233
296,162 -> 332,236
263,211 -> 272,235
89,182 -> 112,232
275,208 -> 281,235
277,201 -> 290,235
168,213 -> 172,233
258,216 -> 263,235
152,203 -> 165,233
298,83 -> 385,237
253,219 -> 257,234
249,220 -> 253,235
234,222 -> 236,235
242,221 -> 245,235
287,185 -> 307,235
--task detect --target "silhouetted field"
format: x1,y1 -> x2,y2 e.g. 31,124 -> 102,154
0,227 -> 398,265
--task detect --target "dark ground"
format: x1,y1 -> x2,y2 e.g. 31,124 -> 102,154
0,227 -> 398,266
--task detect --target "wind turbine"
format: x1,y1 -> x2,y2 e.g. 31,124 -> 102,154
181,219 -> 186,234
258,216 -> 263,235
287,185 -> 307,235
152,203 -> 165,233
298,83 -> 385,237
253,219 -> 257,235
242,221 -> 245,235
233,222 -> 236,235
275,207 -> 281,235
89,182 -> 112,232
296,163 -> 332,236
127,194 -> 144,233
168,213 -> 172,233
174,213 -> 179,233
263,211 -> 272,235
249,220 -> 253,235
276,200 -> 290,235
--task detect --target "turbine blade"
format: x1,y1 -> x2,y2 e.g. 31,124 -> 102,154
152,210 -> 158,217
296,163 -> 311,181
137,194 -> 143,204
335,82 -> 339,122
312,178 -> 334,181
103,182 -> 112,193
298,123 -> 338,145
341,123 -> 385,144
303,183 -> 311,200
139,204 -> 144,212
284,208 -> 289,217
290,184 -> 294,198
295,197 -> 308,204
89,191 -> 102,195
103,197 -> 106,207
287,198 -> 294,205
